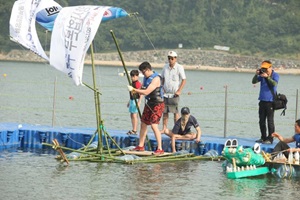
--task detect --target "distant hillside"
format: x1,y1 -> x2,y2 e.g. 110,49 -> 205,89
2,0 -> 300,60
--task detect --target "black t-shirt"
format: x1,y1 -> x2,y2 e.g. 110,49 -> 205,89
172,115 -> 199,135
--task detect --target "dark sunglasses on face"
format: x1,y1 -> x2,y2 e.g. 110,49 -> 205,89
168,56 -> 176,60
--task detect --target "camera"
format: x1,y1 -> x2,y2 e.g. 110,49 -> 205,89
259,68 -> 267,74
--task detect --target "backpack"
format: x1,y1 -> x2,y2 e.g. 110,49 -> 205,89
273,93 -> 288,116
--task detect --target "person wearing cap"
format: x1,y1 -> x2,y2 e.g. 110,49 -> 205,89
160,50 -> 186,134
164,107 -> 202,153
252,60 -> 280,144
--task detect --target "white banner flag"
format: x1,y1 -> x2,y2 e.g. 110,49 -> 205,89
9,0 -> 49,61
50,6 -> 110,86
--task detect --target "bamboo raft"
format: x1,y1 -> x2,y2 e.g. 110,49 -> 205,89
44,139 -> 223,165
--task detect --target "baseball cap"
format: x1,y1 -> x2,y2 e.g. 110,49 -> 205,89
261,61 -> 272,69
181,107 -> 190,115
167,51 -> 177,57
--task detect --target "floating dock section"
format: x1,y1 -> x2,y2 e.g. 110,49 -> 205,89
0,123 -> 280,155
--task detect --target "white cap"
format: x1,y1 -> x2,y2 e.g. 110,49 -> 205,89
167,51 -> 177,57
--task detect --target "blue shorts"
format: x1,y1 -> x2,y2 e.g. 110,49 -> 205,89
129,99 -> 138,113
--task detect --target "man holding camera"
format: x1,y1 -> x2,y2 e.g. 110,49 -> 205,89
252,60 -> 280,144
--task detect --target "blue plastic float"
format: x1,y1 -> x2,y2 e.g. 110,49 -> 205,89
0,122 -> 282,155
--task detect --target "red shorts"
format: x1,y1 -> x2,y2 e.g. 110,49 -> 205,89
141,102 -> 164,125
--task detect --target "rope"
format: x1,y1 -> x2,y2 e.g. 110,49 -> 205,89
131,12 -> 191,109
131,13 -> 157,53
65,134 -> 86,147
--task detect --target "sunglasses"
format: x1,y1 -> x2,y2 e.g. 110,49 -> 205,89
140,70 -> 147,74
168,56 -> 176,60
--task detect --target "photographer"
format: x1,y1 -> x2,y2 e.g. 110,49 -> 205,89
252,60 -> 280,144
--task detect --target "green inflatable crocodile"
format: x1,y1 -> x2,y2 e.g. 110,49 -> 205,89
222,139 -> 265,166
221,139 -> 270,179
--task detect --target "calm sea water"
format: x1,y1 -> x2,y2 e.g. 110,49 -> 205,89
0,61 -> 300,199
0,61 -> 299,137
1,149 -> 300,200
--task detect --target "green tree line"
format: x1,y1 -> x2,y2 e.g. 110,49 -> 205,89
2,0 -> 300,59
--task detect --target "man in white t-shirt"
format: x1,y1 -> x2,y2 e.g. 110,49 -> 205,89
160,51 -> 186,134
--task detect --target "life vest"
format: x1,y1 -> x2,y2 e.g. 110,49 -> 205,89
142,72 -> 164,103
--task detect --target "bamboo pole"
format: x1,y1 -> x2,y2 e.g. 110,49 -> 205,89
102,128 -> 125,155
68,41 -> 126,160
89,42 -> 103,154
110,30 -> 151,150
76,153 -> 223,164
43,142 -> 123,161
68,157 -> 123,163
80,129 -> 97,152
123,155 -> 223,164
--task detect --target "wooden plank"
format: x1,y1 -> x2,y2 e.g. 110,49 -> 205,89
120,150 -> 173,157
53,139 -> 69,165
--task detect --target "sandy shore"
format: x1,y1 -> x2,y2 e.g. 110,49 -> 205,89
87,60 -> 300,75
1,50 -> 300,75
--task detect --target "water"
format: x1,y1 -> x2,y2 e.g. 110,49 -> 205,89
1,61 -> 300,199
0,61 -> 299,137
1,149 -> 300,200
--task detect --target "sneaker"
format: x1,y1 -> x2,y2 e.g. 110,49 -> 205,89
153,149 -> 164,155
132,146 -> 144,151
262,140 -> 272,144
255,138 -> 264,143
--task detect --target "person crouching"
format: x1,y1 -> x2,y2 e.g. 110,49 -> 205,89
165,107 -> 202,153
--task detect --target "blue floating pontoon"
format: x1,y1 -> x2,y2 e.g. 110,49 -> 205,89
0,122 -> 281,155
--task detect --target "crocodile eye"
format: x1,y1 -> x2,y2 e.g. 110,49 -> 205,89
225,139 -> 232,147
231,139 -> 238,148
253,143 -> 261,154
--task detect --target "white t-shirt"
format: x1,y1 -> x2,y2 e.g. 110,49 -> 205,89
161,62 -> 186,97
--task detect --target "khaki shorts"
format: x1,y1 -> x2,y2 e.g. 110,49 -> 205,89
163,96 -> 179,113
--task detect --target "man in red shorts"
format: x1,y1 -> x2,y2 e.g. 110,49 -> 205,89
127,61 -> 165,154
